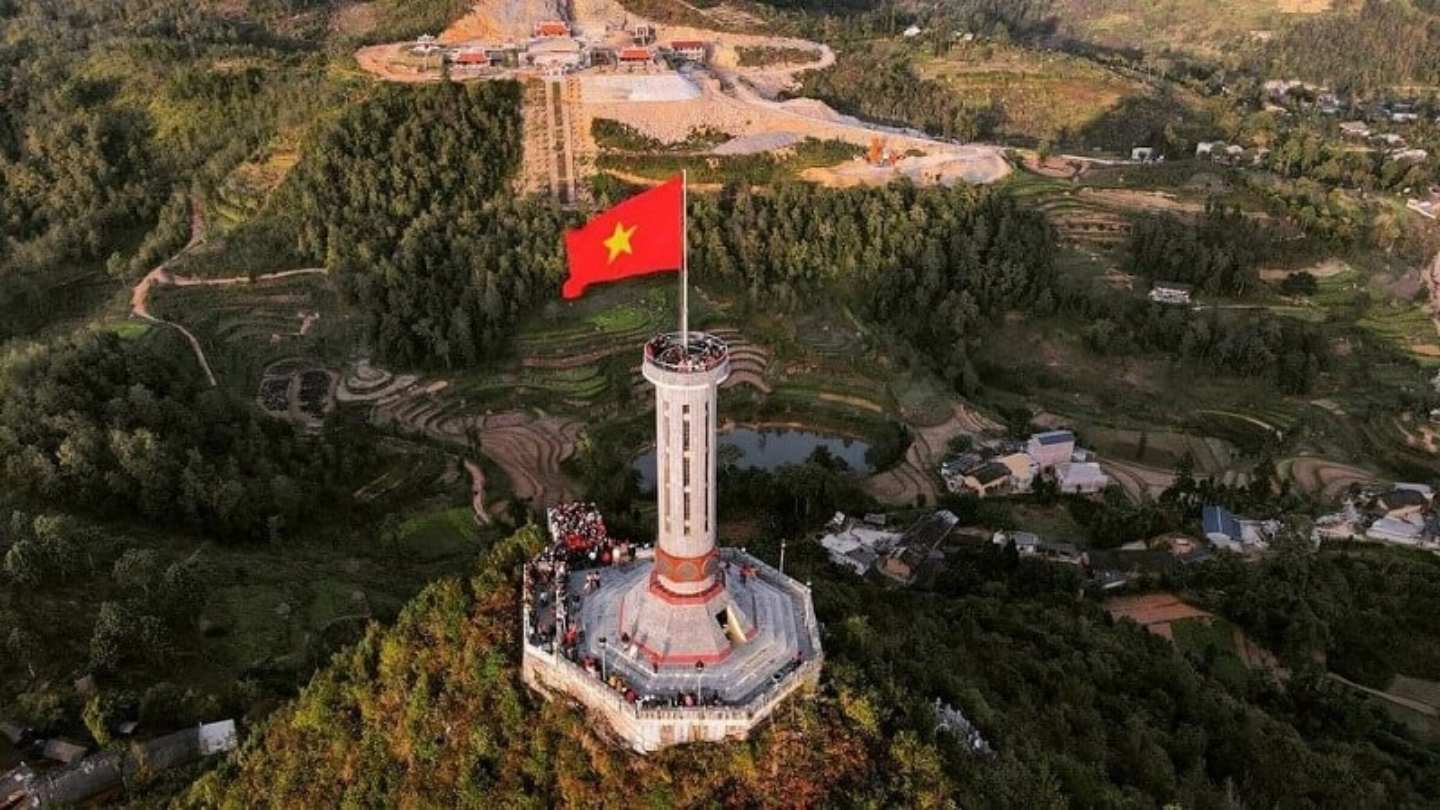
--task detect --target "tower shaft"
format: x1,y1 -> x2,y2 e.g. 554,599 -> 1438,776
642,332 -> 729,598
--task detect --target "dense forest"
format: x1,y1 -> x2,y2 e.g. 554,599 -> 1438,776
181,525 -> 1440,807
796,47 -> 1006,142
1257,126 -> 1439,197
281,82 -> 572,368
0,330 -> 364,540
689,182 -> 1056,392
1263,0 -> 1440,96
0,0 -> 348,339
1187,541 -> 1440,689
1125,206 -> 1270,296
1055,289 -> 1329,395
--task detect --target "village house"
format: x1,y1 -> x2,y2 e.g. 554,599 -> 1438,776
669,40 -> 708,62
533,20 -> 570,37
1366,516 -> 1426,546
819,513 -> 900,576
1130,147 -> 1159,163
992,529 -> 1040,555
1373,487 -> 1429,520
1202,505 -> 1276,553
995,452 -> 1038,492
1389,148 -> 1429,163
617,46 -> 654,67
1086,549 -> 1178,591
1340,121 -> 1371,139
1057,462 -> 1110,494
958,461 -> 1012,498
878,510 -> 959,585
448,48 -> 492,74
1027,430 -> 1075,469
1195,141 -> 1226,158
631,23 -> 656,45
1148,281 -> 1193,305
411,34 -> 441,55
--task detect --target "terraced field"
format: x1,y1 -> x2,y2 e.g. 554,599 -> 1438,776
146,273 -> 348,392
339,361 -> 585,508
211,140 -> 300,231
865,402 -> 1000,506
1279,456 -> 1379,501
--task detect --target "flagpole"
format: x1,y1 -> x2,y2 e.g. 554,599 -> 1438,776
681,170 -> 689,350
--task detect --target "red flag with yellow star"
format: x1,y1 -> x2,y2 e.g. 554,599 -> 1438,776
562,176 -> 683,299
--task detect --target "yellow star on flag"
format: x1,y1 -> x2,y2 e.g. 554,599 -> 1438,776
603,222 -> 637,264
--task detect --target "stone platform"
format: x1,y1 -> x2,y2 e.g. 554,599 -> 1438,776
522,548 -> 822,752
572,551 -> 816,705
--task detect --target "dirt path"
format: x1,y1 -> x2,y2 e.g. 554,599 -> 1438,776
1330,672 -> 1439,718
131,262 -> 326,388
130,204 -> 219,385
464,459 -> 493,525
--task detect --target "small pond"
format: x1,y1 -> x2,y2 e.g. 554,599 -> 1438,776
632,427 -> 873,491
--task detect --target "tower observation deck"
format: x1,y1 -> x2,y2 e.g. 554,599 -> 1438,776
521,331 -> 821,753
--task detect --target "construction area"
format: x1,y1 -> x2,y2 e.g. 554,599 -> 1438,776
355,0 -> 1010,200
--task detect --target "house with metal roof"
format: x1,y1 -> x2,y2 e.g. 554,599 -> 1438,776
1057,462 -> 1109,494
1026,430 -> 1075,469
1202,505 -> 1244,550
959,462 -> 1012,497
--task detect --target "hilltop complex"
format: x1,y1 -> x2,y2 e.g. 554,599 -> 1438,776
522,332 -> 821,752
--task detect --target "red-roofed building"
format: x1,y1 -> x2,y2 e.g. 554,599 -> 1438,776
670,40 -> 707,61
618,47 -> 653,63
534,20 -> 570,37
452,49 -> 490,66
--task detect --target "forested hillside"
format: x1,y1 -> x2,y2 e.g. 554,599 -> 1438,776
0,331 -> 363,540
0,0 -> 350,339
1263,0 -> 1440,95
282,82 -> 571,368
182,527 -> 1440,808
690,183 -> 1054,392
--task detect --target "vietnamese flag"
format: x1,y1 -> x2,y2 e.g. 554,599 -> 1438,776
563,176 -> 683,299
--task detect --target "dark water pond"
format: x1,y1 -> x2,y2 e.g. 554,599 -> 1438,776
632,427 -> 872,491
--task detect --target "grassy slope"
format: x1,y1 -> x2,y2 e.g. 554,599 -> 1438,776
1053,0 -> 1331,60
916,42 -> 1148,146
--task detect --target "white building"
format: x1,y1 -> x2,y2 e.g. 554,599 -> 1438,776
993,530 -> 1040,555
819,517 -> 899,576
1202,505 -> 1276,553
1367,516 -> 1425,546
1057,462 -> 1109,494
1149,281 -> 1194,305
1027,430 -> 1075,469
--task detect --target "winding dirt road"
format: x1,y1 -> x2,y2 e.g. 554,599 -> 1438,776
131,262 -> 325,387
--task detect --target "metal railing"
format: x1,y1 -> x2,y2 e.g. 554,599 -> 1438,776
643,332 -> 729,373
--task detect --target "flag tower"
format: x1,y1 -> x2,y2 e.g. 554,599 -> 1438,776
522,173 -> 821,753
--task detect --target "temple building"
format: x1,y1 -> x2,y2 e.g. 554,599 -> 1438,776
521,331 -> 821,752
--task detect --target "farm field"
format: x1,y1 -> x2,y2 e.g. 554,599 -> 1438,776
917,43 -> 1161,149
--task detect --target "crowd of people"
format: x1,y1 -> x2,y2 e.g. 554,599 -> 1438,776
524,501 -> 802,712
644,332 -> 728,373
